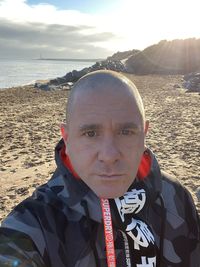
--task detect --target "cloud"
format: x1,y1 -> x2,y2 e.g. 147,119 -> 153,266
1,0 -> 200,59
0,0 -> 119,58
0,0 -> 107,31
0,18 -> 118,59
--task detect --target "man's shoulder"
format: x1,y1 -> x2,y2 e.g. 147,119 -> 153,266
161,170 -> 189,194
160,170 -> 198,220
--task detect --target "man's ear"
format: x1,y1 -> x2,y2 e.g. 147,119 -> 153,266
60,123 -> 68,143
144,120 -> 149,136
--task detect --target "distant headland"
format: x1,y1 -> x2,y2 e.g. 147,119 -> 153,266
36,58 -> 103,62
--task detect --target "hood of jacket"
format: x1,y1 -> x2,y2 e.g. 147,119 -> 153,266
36,139 -> 163,224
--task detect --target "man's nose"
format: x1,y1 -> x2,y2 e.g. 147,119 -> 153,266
98,137 -> 121,164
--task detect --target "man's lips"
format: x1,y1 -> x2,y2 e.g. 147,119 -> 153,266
96,174 -> 124,179
98,174 -> 123,176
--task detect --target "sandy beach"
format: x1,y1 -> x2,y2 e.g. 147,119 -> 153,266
0,74 -> 200,222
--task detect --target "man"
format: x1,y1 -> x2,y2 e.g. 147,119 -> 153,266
0,70 -> 199,267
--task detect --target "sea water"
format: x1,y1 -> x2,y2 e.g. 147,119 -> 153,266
0,58 -> 96,89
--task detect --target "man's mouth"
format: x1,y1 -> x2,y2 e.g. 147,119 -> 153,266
97,174 -> 124,179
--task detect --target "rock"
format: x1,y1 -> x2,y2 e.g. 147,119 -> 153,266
90,60 -> 125,72
183,72 -> 200,92
34,59 -> 126,90
183,72 -> 200,81
34,83 -> 50,90
196,187 -> 200,201
34,82 -> 72,91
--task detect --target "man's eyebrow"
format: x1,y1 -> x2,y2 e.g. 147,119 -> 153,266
79,123 -> 140,132
116,122 -> 140,129
79,124 -> 102,132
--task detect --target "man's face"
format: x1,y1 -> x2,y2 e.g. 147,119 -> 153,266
64,86 -> 148,199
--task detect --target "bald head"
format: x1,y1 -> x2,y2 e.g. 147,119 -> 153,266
66,70 -> 145,127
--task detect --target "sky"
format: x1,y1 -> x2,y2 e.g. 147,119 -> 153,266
0,0 -> 200,59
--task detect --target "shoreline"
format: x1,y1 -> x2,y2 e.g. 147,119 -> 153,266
0,74 -> 199,221
0,58 -> 97,90
0,79 -> 51,91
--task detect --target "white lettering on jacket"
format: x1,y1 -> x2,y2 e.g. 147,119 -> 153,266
115,189 -> 146,222
137,256 -> 156,267
126,219 -> 155,250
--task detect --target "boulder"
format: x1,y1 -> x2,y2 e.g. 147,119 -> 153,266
183,72 -> 200,92
34,82 -> 71,91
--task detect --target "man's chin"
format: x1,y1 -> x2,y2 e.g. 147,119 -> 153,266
89,175 -> 133,199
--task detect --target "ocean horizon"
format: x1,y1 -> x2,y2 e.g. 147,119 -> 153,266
0,58 -> 97,89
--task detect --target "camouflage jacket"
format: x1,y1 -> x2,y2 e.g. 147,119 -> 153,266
0,139 -> 200,267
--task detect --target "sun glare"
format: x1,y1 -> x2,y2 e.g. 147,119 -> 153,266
100,0 -> 200,50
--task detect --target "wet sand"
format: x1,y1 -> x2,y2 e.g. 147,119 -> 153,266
0,74 -> 199,221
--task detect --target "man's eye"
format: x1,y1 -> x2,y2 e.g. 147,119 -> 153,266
85,131 -> 97,137
120,129 -> 134,135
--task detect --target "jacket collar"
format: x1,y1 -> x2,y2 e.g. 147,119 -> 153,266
46,139 -> 162,223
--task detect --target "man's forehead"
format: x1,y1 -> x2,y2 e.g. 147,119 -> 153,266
71,103 -> 144,130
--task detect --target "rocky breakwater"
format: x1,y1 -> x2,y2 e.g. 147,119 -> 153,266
35,59 -> 126,91
183,72 -> 200,93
